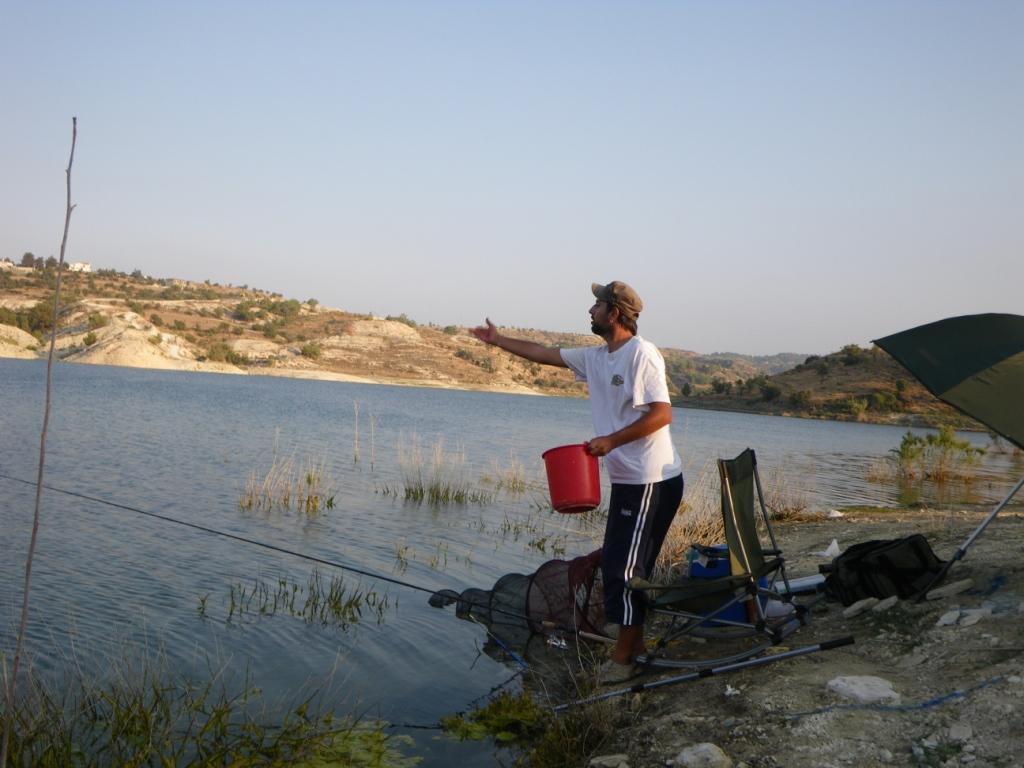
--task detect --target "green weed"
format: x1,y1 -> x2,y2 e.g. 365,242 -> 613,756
225,569 -> 391,627
3,664 -> 419,767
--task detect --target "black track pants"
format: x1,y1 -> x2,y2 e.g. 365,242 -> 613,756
602,473 -> 684,626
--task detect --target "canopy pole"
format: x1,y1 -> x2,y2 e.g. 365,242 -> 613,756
916,474 -> 1024,601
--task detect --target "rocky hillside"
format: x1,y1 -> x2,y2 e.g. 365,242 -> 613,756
0,263 -> 978,429
1,265 -> 802,398
680,343 -> 979,429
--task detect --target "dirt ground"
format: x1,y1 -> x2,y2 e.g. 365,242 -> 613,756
590,508 -> 1024,768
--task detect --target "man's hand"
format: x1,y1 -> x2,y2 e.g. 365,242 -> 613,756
471,318 -> 500,345
586,403 -> 673,457
586,436 -> 616,456
468,320 -> 566,367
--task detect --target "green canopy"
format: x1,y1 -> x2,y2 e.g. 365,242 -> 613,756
874,313 -> 1024,450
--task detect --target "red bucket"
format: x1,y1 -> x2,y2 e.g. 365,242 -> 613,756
542,443 -> 600,513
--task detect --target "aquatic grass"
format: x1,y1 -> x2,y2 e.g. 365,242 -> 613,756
393,543 -> 412,573
225,569 -> 392,627
527,535 -> 567,557
762,464 -> 811,522
353,400 -> 360,464
483,451 -> 531,494
377,434 -> 493,505
427,541 -> 449,570
2,662 -> 419,768
239,448 -> 336,515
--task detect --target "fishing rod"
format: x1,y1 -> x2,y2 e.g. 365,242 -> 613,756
553,636 -> 855,711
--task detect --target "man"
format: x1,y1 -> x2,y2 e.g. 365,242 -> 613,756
472,281 -> 683,683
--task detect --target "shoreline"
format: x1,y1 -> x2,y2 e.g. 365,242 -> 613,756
0,353 -> 560,398
2,352 -> 983,427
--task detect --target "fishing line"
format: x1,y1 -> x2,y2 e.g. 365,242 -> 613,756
0,473 -> 593,641
0,472 -> 439,597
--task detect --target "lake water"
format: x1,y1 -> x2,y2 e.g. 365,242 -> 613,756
2,359 -> 1021,764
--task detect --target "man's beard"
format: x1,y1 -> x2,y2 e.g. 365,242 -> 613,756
591,319 -> 611,337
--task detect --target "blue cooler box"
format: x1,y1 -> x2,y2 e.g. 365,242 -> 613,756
690,545 -> 766,625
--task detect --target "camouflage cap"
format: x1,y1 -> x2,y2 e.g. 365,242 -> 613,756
591,281 -> 643,319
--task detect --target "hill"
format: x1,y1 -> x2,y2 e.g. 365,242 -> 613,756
0,265 -> 795,398
0,263 -> 978,429
678,343 -> 980,429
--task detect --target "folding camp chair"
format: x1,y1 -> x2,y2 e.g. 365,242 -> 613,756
632,448 -> 819,669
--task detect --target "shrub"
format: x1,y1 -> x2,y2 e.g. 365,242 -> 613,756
745,374 -> 768,395
83,331 -> 98,346
258,321 -> 281,338
760,383 -> 782,402
455,348 -> 494,372
890,426 -> 984,481
442,325 -> 458,335
844,397 -> 868,419
869,391 -> 900,412
87,313 -> 109,329
148,334 -> 162,345
268,299 -> 302,319
789,389 -> 812,408
386,313 -> 417,328
205,342 -> 248,365
840,344 -> 866,366
233,301 -> 257,321
300,342 -> 322,359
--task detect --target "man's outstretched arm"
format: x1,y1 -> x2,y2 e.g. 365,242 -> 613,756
471,318 -> 567,367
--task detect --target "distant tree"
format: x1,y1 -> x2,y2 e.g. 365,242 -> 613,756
131,269 -> 144,279
868,391 -> 900,413
840,344 -> 866,366
681,382 -> 691,397
895,378 -> 908,401
816,360 -> 830,380
789,389 -> 812,408
306,298 -> 319,308
20,252 -> 35,267
761,383 -> 782,402
845,397 -> 868,419
83,331 -> 98,346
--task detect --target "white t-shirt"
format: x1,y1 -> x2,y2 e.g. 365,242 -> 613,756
560,336 -> 682,484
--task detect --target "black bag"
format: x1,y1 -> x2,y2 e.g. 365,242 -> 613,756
819,534 -> 946,606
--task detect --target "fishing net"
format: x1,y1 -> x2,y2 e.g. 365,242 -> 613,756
430,549 -> 606,646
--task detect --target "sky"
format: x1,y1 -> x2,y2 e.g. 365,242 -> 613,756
2,1 -> 1021,356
